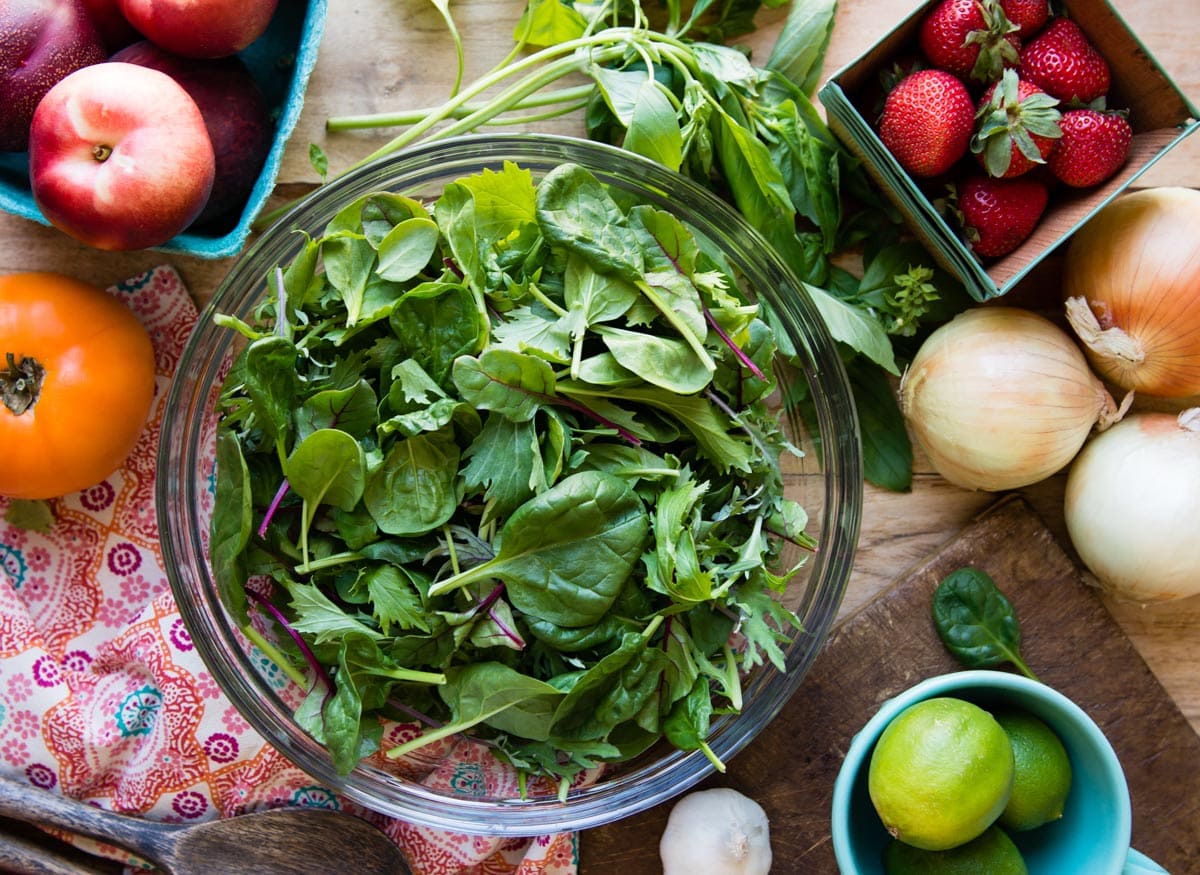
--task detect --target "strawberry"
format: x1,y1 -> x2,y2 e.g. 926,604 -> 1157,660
971,69 -> 1061,178
879,69 -> 975,178
919,0 -> 1021,83
1048,108 -> 1132,187
955,175 -> 1049,257
1019,18 -> 1110,103
1000,0 -> 1049,40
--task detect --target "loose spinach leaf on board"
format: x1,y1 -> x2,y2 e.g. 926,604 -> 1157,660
932,567 -> 1039,680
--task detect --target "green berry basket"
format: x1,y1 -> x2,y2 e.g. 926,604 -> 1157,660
818,0 -> 1200,302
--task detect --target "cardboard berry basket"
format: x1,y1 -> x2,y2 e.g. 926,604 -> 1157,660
818,0 -> 1200,301
0,0 -> 328,259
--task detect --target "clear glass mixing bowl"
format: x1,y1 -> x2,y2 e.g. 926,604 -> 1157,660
157,133 -> 862,835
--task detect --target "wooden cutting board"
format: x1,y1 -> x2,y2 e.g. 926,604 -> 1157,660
580,496 -> 1200,872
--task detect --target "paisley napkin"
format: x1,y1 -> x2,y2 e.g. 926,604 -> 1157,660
0,264 -> 578,875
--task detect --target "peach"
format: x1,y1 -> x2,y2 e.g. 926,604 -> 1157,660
28,62 -> 216,251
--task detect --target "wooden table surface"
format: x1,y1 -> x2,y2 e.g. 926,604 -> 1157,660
3,0 -> 1199,810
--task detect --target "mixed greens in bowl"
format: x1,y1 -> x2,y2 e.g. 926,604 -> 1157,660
158,134 -> 862,834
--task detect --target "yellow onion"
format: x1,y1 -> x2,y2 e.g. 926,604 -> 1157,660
1065,409 -> 1200,602
1063,187 -> 1200,398
899,307 -> 1129,492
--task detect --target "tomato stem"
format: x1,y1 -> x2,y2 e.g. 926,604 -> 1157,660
1,353 -> 44,416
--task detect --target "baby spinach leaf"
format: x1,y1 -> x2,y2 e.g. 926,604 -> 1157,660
598,325 -> 712,394
321,199 -> 376,327
932,567 -> 1039,681
550,624 -> 667,740
286,429 -> 366,515
389,281 -> 484,385
535,163 -> 644,278
376,216 -> 440,282
663,675 -> 719,769
364,429 -> 461,536
428,471 -> 649,627
211,432 -> 252,624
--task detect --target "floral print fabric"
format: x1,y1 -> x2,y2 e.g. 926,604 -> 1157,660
0,266 -> 577,875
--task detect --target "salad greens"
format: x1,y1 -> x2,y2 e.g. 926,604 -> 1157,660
305,0 -> 974,491
213,160 -> 815,785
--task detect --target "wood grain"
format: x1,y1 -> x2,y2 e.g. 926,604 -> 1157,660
581,497 -> 1200,872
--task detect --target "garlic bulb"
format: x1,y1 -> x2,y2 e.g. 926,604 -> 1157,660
659,787 -> 772,875
899,307 -> 1129,491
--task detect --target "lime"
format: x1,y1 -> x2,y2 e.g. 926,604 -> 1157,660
868,697 -> 1014,851
994,707 -> 1072,831
883,825 -> 1028,875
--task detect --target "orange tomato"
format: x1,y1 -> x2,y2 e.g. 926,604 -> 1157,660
0,272 -> 157,500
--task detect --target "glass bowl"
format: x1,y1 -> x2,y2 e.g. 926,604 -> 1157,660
157,133 -> 862,835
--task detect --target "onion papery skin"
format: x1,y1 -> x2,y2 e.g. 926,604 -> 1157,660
1064,409 -> 1200,603
900,307 -> 1124,492
1063,187 -> 1200,398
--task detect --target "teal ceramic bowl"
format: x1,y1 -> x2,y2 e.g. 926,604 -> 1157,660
831,671 -> 1167,875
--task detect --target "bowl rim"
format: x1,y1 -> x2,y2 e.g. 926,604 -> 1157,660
158,131 -> 863,834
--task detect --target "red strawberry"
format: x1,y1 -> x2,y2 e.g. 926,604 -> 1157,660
1048,108 -> 1133,187
972,69 -> 1062,178
1000,0 -> 1049,40
955,175 -> 1049,257
919,0 -> 1021,83
1019,18 -> 1110,103
879,69 -> 976,178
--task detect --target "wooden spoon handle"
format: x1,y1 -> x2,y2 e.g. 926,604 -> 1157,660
0,778 -> 176,865
0,826 -> 119,875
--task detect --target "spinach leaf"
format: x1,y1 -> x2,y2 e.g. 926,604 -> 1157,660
210,432 -> 252,623
932,567 -> 1039,680
428,471 -> 649,627
364,429 -> 461,536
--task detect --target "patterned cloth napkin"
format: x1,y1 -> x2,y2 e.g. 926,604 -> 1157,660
0,265 -> 578,875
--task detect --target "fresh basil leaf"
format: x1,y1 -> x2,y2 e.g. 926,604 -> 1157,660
622,77 -> 684,172
844,356 -> 912,492
765,0 -> 837,95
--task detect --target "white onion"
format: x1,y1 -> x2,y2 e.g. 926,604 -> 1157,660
1064,408 -> 1200,602
899,307 -> 1129,492
1064,187 -> 1200,398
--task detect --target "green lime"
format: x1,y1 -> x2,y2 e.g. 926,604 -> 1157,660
868,697 -> 1015,851
994,707 -> 1072,831
883,825 -> 1028,874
